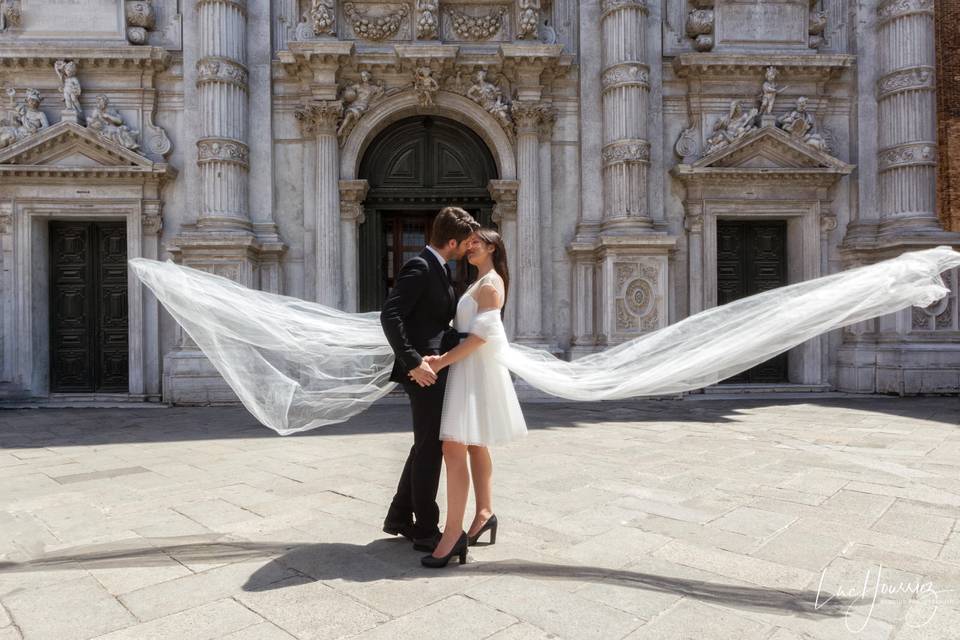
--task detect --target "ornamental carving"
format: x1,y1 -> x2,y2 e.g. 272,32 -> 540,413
0,88 -> 49,150
0,212 -> 11,235
448,6 -> 507,40
413,66 -> 440,107
1,0 -> 22,31
338,71 -> 385,140
625,278 -> 655,317
145,104 -> 172,157
511,100 -> 548,134
196,59 -> 249,87
517,0 -> 540,40
602,140 -> 650,165
601,65 -> 650,90
685,8 -> 714,53
878,143 -> 937,171
674,126 -> 698,162
614,263 -> 659,332
467,69 -> 513,135
87,95 -> 140,151
295,100 -> 343,137
125,0 -> 155,44
808,9 -> 826,49
344,2 -> 408,40
538,106 -> 557,141
877,67 -> 935,98
877,0 -> 933,21
415,0 -> 439,39
142,213 -> 163,235
298,0 -> 335,38
197,139 -> 249,165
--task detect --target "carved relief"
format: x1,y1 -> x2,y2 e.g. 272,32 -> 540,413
196,59 -> 249,87
54,60 -> 83,123
467,69 -> 513,136
877,0 -> 933,22
705,100 -> 758,155
0,89 -> 49,150
615,262 -> 659,332
197,139 -> 249,165
338,71 -> 385,140
145,102 -> 172,157
777,96 -> 828,152
87,95 -> 140,151
296,0 -> 335,39
602,140 -> 650,165
125,0 -> 156,45
343,2 -> 409,41
877,67 -> 935,98
141,213 -> 163,235
413,66 -> 440,107
877,143 -> 937,172
447,5 -> 508,41
674,126 -> 698,162
517,0 -> 541,40
0,0 -> 21,31
415,0 -> 439,39
601,64 -> 650,90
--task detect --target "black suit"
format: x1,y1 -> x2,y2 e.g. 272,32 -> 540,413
380,248 -> 459,539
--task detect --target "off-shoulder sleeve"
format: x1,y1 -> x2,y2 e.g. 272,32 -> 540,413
468,309 -> 508,349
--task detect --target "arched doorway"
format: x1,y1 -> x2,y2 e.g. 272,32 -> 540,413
357,116 -> 498,311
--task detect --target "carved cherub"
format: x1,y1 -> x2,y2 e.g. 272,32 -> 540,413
413,66 -> 440,107
758,66 -> 788,116
54,60 -> 82,118
338,71 -> 384,139
88,95 -> 140,151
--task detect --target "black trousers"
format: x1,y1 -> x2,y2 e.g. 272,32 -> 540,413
387,370 -> 448,539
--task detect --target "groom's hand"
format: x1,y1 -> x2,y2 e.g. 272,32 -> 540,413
408,360 -> 437,387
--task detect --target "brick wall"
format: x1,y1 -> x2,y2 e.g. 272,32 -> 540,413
936,0 -> 960,233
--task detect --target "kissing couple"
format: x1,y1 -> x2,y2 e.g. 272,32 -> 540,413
379,207 -> 525,568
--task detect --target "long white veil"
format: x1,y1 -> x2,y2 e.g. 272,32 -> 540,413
130,246 -> 960,436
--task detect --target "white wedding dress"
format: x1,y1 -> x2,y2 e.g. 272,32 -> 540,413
440,271 -> 527,447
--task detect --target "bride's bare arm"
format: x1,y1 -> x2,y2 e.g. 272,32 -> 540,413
426,284 -> 502,372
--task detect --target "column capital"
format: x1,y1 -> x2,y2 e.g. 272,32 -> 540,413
538,106 -> 557,142
511,101 -> 550,135
488,179 -> 519,223
601,0 -> 648,19
339,179 -> 369,223
296,100 -> 344,137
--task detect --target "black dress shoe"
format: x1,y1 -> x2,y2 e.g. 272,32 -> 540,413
421,532 -> 468,568
467,514 -> 498,546
382,520 -> 415,541
412,532 -> 441,552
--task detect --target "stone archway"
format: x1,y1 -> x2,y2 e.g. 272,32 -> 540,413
355,115 -> 499,311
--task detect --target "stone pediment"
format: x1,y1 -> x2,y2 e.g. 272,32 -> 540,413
0,122 -> 173,180
673,126 -> 853,185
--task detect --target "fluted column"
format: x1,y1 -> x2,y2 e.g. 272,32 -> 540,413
489,180 -> 519,339
339,179 -> 369,313
876,0 -> 939,232
196,0 -> 250,231
296,101 -> 343,307
600,0 -> 651,230
511,101 -> 546,343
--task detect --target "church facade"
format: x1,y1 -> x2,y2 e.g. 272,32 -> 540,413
0,0 -> 958,404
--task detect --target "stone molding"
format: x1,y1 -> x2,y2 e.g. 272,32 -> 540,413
196,138 -> 250,167
295,100 -> 344,137
877,0 -> 934,23
876,66 -> 936,99
601,64 -> 651,91
672,53 -> 854,80
602,140 -> 651,166
196,58 -> 250,88
877,142 -> 938,172
0,46 -> 171,71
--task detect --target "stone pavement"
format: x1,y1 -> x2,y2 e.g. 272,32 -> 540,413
0,397 -> 958,640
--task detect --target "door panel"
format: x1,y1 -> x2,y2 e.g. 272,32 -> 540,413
717,220 -> 788,384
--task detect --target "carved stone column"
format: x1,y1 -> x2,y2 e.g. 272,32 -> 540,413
600,0 -> 652,230
489,179 -> 519,339
876,0 -> 939,234
196,0 -> 250,231
339,179 -> 369,313
297,101 -> 343,307
512,101 -> 547,344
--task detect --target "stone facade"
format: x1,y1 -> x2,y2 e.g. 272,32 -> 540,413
0,0 -> 958,403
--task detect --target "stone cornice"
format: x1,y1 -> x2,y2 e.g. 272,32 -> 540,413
0,46 -> 171,72
672,53 -> 854,80
672,166 -> 851,186
876,66 -> 935,99
278,41 -> 356,77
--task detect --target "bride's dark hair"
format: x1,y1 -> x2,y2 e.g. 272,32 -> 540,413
474,228 -> 509,317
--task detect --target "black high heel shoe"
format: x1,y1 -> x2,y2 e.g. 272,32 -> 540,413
467,514 -> 498,546
421,532 -> 468,568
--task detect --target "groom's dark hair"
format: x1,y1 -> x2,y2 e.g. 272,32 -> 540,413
431,207 -> 480,247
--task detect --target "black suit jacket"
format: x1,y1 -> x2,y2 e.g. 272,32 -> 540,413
380,248 -> 459,384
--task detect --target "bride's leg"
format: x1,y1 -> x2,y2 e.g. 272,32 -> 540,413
434,440 -> 469,557
467,445 -> 493,536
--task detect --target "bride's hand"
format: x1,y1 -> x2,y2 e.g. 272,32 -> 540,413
423,355 -> 446,373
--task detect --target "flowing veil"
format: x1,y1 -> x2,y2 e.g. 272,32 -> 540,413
129,246 -> 960,436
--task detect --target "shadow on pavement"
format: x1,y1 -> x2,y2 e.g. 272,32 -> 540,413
0,538 -> 853,619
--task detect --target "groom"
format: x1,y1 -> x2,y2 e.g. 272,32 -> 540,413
380,207 -> 480,550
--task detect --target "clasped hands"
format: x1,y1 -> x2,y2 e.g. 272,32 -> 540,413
407,354 -> 448,387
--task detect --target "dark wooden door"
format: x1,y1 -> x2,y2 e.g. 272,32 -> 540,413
358,116 -> 498,311
49,221 -> 129,392
716,220 -> 788,383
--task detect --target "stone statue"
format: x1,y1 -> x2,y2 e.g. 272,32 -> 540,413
413,67 -> 439,107
705,100 -> 758,154
466,69 -> 512,132
758,66 -> 788,116
0,88 -> 49,149
88,95 -> 140,151
54,60 -> 83,121
777,96 -> 828,151
338,71 -> 384,139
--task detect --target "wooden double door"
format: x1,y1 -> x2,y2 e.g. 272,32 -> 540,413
49,221 -> 129,392
716,220 -> 788,384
